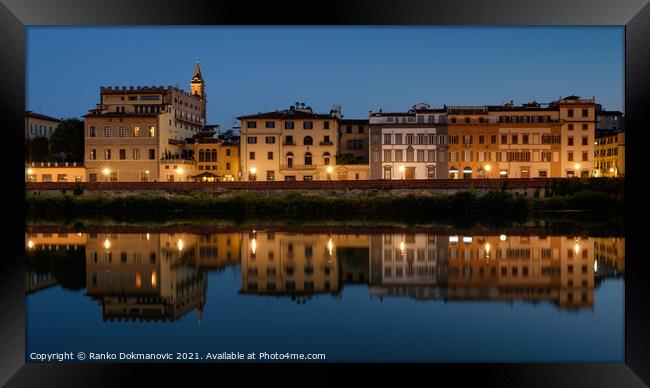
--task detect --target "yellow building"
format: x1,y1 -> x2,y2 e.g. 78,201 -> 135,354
25,162 -> 86,183
25,111 -> 60,140
192,137 -> 241,181
238,104 -> 338,181
83,63 -> 206,182
594,131 -> 624,177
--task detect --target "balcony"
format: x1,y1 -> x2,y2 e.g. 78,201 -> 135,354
319,141 -> 334,145
283,140 -> 296,146
280,164 -> 317,170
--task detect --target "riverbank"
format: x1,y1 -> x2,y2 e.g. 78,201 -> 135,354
26,188 -> 623,224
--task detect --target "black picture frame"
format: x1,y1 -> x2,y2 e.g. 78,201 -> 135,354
2,0 -> 648,386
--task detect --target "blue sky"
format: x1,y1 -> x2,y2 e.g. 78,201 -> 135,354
27,26 -> 624,128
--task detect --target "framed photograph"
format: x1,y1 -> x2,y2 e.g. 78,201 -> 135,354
4,0 -> 648,385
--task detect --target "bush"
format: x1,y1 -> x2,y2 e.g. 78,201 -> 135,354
73,183 -> 84,195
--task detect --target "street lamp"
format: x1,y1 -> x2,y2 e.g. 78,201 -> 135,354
103,168 -> 110,182
399,165 -> 405,180
249,167 -> 257,181
177,167 -> 185,182
574,163 -> 581,178
326,165 -> 333,180
484,164 -> 491,179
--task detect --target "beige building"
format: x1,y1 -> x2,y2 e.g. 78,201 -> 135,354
83,63 -> 207,182
25,162 -> 86,183
238,104 -> 338,181
25,111 -> 60,140
595,131 -> 624,177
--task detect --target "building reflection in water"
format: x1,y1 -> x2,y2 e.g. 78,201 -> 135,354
25,230 -> 625,320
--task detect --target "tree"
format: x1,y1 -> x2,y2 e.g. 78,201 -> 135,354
29,136 -> 50,162
49,118 -> 84,162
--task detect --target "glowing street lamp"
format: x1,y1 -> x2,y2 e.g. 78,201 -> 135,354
326,165 -> 333,180
484,164 -> 491,178
249,167 -> 257,181
103,238 -> 111,250
499,234 -> 507,241
26,168 -> 34,175
177,238 -> 184,256
27,240 -> 34,249
399,165 -> 405,180
103,168 -> 110,182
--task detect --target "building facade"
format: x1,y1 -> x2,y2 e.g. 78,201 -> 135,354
238,104 -> 338,181
25,162 -> 86,183
369,103 -> 448,180
338,119 -> 370,163
445,96 -> 596,179
192,136 -> 241,182
25,111 -> 60,140
83,64 -> 207,182
595,131 -> 624,177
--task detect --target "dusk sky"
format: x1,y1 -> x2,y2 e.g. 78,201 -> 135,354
27,26 -> 624,128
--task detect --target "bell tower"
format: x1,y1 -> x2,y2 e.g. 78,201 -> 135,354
190,61 -> 207,124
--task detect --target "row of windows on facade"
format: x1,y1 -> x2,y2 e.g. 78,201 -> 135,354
27,174 -> 82,183
443,134 -> 587,146
596,161 -> 619,170
247,135 -> 333,145
246,281 -> 327,292
433,150 -> 590,163
595,148 -> 619,157
197,148 -> 234,162
29,124 -> 54,136
88,126 -> 155,138
248,151 -> 331,165
247,121 -> 329,129
198,164 -> 232,171
247,266 -> 332,276
90,251 -> 157,264
88,148 -> 156,160
113,105 -> 163,114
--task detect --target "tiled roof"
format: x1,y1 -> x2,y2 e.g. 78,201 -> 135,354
25,111 -> 61,122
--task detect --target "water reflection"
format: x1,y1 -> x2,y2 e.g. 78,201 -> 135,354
25,229 -> 625,322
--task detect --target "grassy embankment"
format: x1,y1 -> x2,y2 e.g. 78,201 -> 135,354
26,178 -> 623,223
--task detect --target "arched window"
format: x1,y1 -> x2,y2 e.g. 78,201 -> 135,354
449,166 -> 459,179
286,152 -> 294,168
304,152 -> 312,166
323,152 -> 331,165
304,136 -> 313,145
199,150 -> 205,162
463,166 -> 472,179
211,149 -> 217,162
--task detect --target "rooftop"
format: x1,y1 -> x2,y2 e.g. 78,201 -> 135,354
25,111 -> 61,122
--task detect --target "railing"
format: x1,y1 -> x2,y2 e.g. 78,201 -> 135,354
282,141 -> 296,146
25,162 -> 83,168
160,158 -> 195,164
280,164 -> 316,169
319,141 -> 334,145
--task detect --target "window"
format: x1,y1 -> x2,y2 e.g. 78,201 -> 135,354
479,135 -> 485,144
226,162 -> 231,170
582,123 -> 588,130
40,125 -> 45,136
303,121 -> 313,129
304,136 -> 313,145
501,135 -> 507,144
428,150 -> 435,162
464,135 -> 472,144
568,137 -> 574,146
582,137 -> 588,146
357,125 -> 363,133
383,134 -> 392,144
511,135 -> 518,144
304,152 -> 312,165
247,121 -> 257,128
148,125 -> 155,137
267,170 -> 275,181
346,126 -> 352,134
265,121 -> 275,128
104,149 -> 111,160
110,171 -> 118,182
568,124 -> 574,130
395,150 -> 403,162
247,136 -> 257,144
553,135 -> 561,144
323,152 -> 330,165
568,109 -> 574,117
324,121 -> 330,129
541,151 -> 551,162
42,174 -> 52,182
104,126 -> 111,137
285,121 -> 294,129
57,174 -> 67,182
119,149 -> 126,160
140,171 -> 149,182
267,151 -> 273,160
211,149 -> 217,161
582,109 -> 588,117
89,126 -> 96,137
383,150 -> 391,162
89,149 -> 96,160
568,152 -> 574,161
323,135 -> 331,144
582,151 -> 588,161
417,150 -> 425,162
383,166 -> 391,179
249,152 -> 255,160
265,136 -> 275,144
490,135 -> 496,144
226,149 -> 231,156
89,173 -> 97,182
523,135 -> 529,144
148,149 -> 155,160
133,126 -> 140,137
395,134 -> 403,144
133,149 -> 140,160
449,135 -> 458,144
